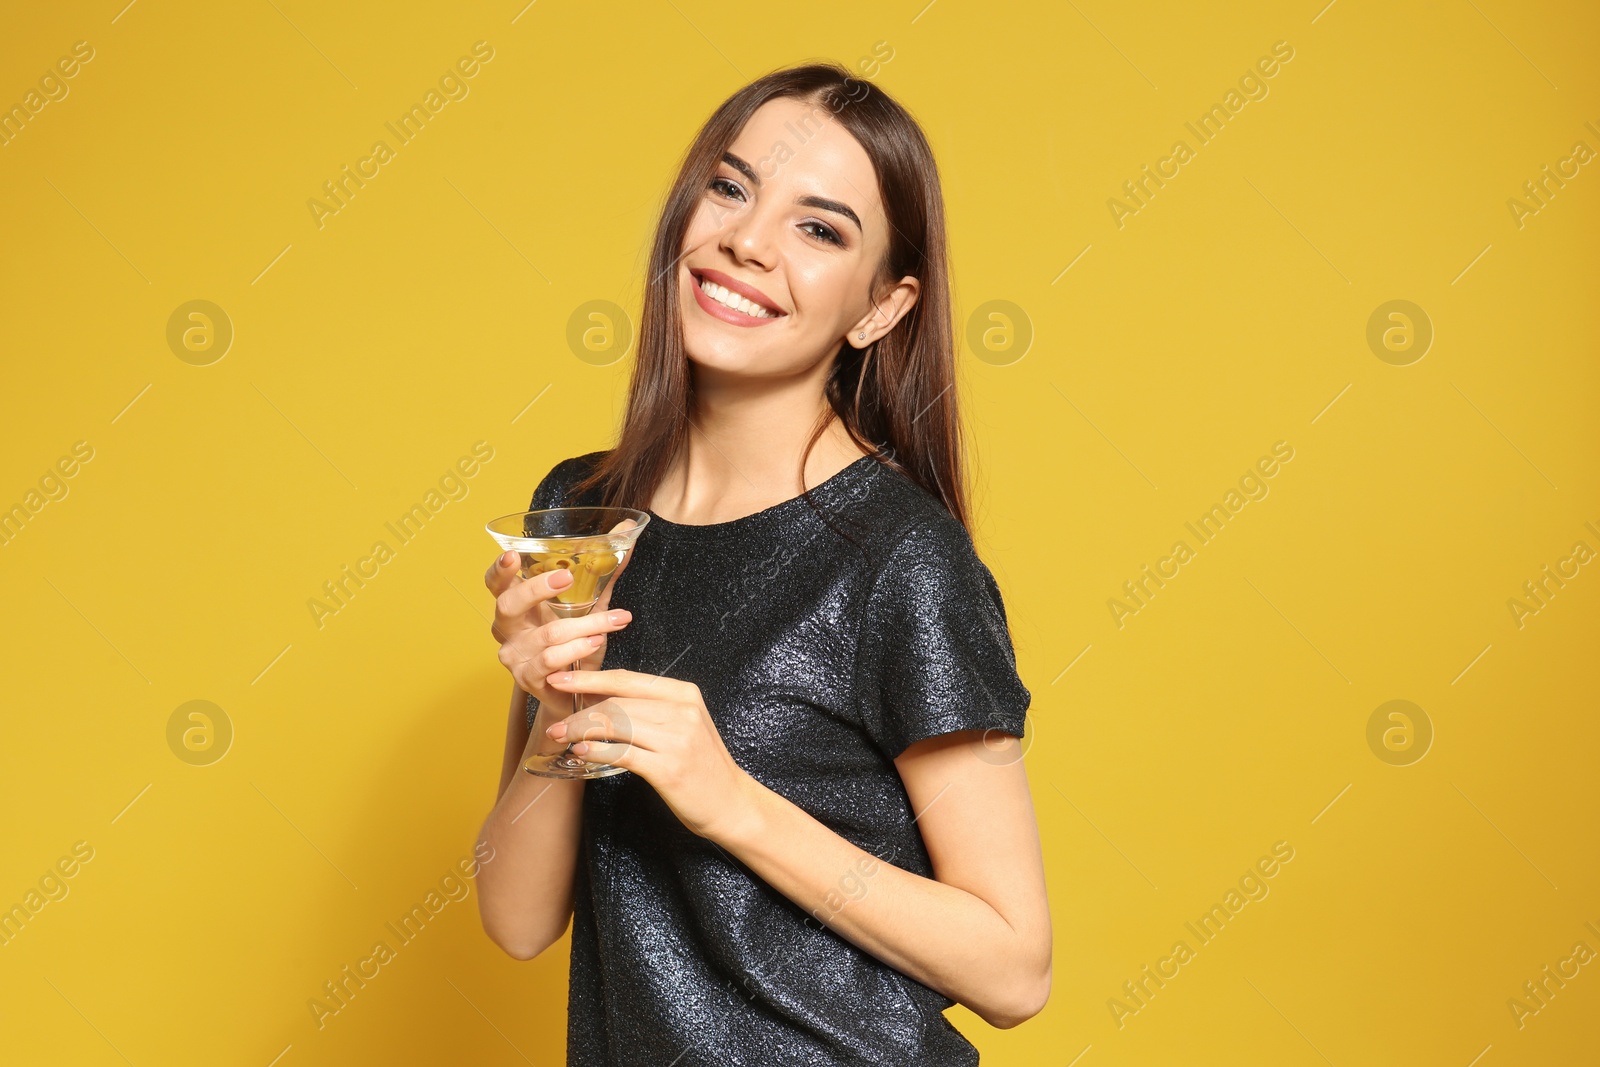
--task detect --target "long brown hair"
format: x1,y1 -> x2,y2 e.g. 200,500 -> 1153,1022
572,61 -> 971,532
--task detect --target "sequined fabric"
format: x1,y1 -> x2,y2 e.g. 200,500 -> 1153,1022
525,450 -> 1031,1066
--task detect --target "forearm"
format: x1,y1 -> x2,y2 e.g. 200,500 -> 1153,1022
708,772 -> 1048,1027
496,688 -> 533,800
476,691 -> 586,959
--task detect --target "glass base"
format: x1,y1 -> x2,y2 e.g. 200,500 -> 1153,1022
523,750 -> 629,780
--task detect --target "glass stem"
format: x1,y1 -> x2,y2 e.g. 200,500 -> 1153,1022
565,657 -> 584,759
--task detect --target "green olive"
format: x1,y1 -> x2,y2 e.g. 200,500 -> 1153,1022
581,551 -> 618,576
565,566 -> 600,603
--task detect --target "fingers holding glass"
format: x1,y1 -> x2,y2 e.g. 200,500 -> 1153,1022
484,506 -> 650,778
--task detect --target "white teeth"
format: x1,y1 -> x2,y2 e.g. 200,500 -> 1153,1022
699,277 -> 774,318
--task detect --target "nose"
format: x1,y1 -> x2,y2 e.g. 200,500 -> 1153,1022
717,196 -> 778,270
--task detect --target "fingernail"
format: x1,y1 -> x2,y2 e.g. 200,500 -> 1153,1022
549,671 -> 572,684
570,742 -> 589,755
500,551 -> 514,566
607,610 -> 631,624
547,722 -> 567,739
587,635 -> 604,648
551,569 -> 573,587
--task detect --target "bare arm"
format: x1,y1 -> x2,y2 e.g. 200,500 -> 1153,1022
475,683 -> 586,959
708,730 -> 1051,1028
546,666 -> 1052,1027
495,684 -> 532,800
473,546 -> 634,960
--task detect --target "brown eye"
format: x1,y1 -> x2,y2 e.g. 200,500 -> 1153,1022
801,220 -> 842,246
710,176 -> 745,201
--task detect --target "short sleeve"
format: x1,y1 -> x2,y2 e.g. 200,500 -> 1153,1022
526,452 -> 603,512
852,516 -> 1032,760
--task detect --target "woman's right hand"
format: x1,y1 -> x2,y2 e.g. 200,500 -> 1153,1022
483,550 -> 633,753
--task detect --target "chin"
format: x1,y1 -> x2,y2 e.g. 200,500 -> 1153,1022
678,299 -> 760,376
681,334 -> 759,377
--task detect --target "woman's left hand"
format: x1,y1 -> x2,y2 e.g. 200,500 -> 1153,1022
544,668 -> 754,840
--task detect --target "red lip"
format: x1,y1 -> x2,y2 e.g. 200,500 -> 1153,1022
690,267 -> 786,316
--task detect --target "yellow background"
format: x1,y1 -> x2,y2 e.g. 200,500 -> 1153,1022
2,0 -> 1596,1063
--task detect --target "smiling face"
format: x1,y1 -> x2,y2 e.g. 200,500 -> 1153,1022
678,95 -> 918,383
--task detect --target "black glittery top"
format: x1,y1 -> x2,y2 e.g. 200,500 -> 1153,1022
525,449 -> 1031,1066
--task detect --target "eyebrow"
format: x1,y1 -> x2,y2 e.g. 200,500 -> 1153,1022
721,152 -> 862,233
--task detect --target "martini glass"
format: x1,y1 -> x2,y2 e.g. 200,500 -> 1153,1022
486,506 -> 650,779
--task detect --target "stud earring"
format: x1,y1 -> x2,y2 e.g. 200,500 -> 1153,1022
858,331 -> 866,340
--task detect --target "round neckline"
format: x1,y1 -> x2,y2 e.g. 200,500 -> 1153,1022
644,453 -> 883,541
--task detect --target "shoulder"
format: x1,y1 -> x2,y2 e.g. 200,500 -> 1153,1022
847,463 -> 1029,756
528,450 -> 611,510
852,462 -> 975,565
849,464 -> 993,601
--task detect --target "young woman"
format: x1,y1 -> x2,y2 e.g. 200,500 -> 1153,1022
476,63 -> 1050,1065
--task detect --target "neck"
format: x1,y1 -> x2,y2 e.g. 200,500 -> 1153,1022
652,357 -> 872,525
